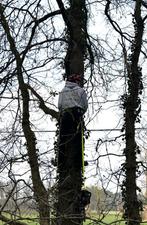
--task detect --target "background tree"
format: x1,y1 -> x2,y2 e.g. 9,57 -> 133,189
87,185 -> 120,213
0,1 -> 62,224
105,0 -> 147,224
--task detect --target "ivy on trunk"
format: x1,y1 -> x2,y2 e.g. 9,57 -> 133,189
56,0 -> 88,224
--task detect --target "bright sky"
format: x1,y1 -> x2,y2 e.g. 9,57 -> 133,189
1,0 -> 147,196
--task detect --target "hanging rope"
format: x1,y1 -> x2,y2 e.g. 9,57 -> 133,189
81,127 -> 85,180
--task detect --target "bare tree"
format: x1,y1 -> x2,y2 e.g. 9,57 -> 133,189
0,1 -> 62,224
1,1 -> 147,225
105,0 -> 147,224
55,1 -> 93,225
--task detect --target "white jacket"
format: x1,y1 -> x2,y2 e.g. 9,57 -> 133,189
58,81 -> 88,113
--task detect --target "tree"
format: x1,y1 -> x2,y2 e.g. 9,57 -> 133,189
0,5 -> 50,224
1,1 -> 147,225
87,185 -> 119,213
105,0 -> 147,224
0,0 -> 94,224
0,1 -> 61,224
55,1 -> 93,225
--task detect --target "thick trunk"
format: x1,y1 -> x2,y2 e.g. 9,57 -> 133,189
57,110 -> 83,225
56,1 -> 87,224
17,70 -> 50,225
22,122 -> 50,225
18,69 -> 50,225
123,95 -> 141,225
123,1 -> 144,224
64,0 -> 87,78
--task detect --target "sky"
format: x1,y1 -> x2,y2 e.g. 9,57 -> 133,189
1,0 -> 147,196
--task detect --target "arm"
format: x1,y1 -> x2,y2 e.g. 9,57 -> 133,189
81,89 -> 88,113
58,91 -> 63,111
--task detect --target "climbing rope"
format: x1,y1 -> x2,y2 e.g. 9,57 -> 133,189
81,127 -> 85,179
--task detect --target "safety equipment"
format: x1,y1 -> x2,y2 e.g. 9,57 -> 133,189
67,74 -> 87,85
82,128 -> 85,177
67,74 -> 81,83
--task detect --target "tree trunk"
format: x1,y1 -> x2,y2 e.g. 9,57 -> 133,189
123,95 -> 142,225
17,68 -> 51,225
56,0 -> 87,224
122,1 -> 144,224
66,1 -> 87,77
57,110 -> 83,225
0,5 -> 50,225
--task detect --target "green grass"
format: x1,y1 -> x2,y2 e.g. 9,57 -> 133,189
84,213 -> 125,225
0,213 -> 39,225
1,213 -> 147,225
84,213 -> 147,225
0,219 -> 39,225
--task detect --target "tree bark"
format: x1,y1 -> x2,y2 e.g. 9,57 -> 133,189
105,1 -> 145,224
64,0 -> 87,80
122,1 -> 144,224
56,0 -> 88,224
0,5 -> 50,225
57,110 -> 83,225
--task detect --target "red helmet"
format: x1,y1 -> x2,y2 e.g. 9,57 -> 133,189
67,74 -> 81,83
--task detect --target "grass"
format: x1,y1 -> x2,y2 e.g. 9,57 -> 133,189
0,213 -> 39,225
0,219 -> 39,225
84,213 -> 125,225
84,213 -> 147,225
0,213 -> 147,225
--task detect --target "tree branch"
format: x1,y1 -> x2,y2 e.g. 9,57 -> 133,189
56,0 -> 73,37
26,9 -> 61,27
105,0 -> 132,42
22,10 -> 61,62
26,84 -> 59,120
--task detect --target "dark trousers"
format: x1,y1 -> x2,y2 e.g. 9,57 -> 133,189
58,107 -> 83,174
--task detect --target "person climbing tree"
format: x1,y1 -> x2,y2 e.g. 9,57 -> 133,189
58,73 -> 88,174
56,73 -> 88,225
55,1 -> 91,224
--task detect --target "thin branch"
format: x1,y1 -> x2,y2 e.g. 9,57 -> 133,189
22,10 -> 61,62
56,0 -> 73,37
26,37 -> 67,50
105,0 -> 132,42
25,84 -> 59,120
26,9 -> 61,27
142,0 -> 147,9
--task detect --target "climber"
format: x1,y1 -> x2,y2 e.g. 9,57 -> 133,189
58,74 -> 88,115
58,74 -> 88,170
58,74 -> 88,136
